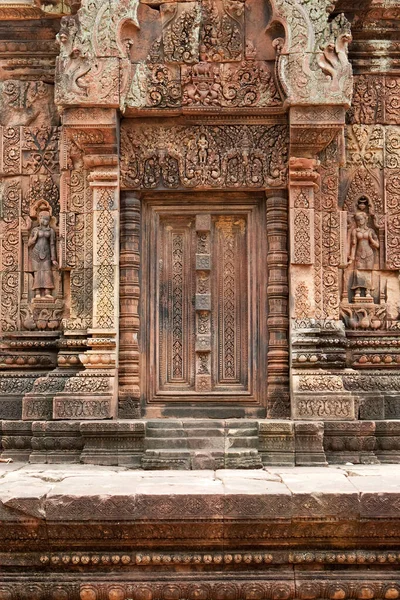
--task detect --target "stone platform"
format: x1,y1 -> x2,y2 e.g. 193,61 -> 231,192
1,463 -> 400,599
3,419 -> 400,468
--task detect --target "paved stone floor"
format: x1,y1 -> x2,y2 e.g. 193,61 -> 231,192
1,462 -> 400,521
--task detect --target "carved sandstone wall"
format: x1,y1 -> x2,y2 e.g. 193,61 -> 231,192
0,0 -> 399,429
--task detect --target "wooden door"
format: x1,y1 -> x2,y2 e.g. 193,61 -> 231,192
142,195 -> 265,408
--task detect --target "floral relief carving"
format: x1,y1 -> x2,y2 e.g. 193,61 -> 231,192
346,125 -> 384,170
22,127 -> 60,175
385,77 -> 400,125
348,75 -> 384,125
161,2 -> 201,64
182,60 -> 281,108
386,172 -> 400,270
0,180 -> 20,333
294,282 -> 311,320
199,0 -> 244,62
94,187 -> 116,330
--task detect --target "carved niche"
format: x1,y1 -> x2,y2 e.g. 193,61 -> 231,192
21,199 -> 64,332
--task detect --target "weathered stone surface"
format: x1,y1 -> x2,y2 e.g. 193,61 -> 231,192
1,462 -> 400,597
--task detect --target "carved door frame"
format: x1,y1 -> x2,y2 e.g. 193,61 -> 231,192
119,188 -> 289,419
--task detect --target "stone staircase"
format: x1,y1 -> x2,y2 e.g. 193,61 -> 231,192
141,420 -> 262,469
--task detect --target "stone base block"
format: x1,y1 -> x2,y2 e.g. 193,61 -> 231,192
22,396 -> 53,421
375,420 -> 400,463
384,393 -> 400,419
295,422 -> 327,466
324,421 -> 378,464
142,449 -> 192,470
258,420 -> 295,466
0,374 -> 39,419
30,421 -> 83,463
0,398 -> 23,420
293,392 -> 355,420
359,393 -> 385,420
53,395 -> 113,420
0,420 -> 32,461
80,421 -> 145,467
225,449 -> 262,468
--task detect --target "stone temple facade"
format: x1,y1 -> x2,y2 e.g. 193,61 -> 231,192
1,0 -> 400,597
0,0 -> 400,466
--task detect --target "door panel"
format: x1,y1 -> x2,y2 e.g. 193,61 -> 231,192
143,197 -> 264,406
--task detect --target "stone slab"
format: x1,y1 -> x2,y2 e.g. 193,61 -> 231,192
0,464 -> 399,527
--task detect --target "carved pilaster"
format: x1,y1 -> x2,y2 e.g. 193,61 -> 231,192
54,131 -> 120,419
265,191 -> 289,418
118,193 -> 141,418
288,121 -> 353,421
289,157 -> 319,324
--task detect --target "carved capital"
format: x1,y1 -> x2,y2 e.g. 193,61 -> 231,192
290,106 -> 345,157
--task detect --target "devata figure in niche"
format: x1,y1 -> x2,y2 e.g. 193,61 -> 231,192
28,210 -> 57,300
347,211 -> 379,300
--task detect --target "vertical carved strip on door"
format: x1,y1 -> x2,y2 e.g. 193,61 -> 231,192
158,217 -> 194,392
171,232 -> 184,381
214,216 -> 248,390
195,214 -> 212,392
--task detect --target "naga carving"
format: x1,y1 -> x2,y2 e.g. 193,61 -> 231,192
55,0 -> 139,106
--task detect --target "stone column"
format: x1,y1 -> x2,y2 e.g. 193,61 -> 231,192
118,193 -> 141,418
265,191 -> 290,418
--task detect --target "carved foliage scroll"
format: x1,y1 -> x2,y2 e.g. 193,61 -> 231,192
0,180 -> 20,333
290,186 -> 314,266
91,176 -> 118,331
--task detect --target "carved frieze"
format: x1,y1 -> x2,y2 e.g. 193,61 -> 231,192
182,61 -> 281,108
0,81 -> 59,128
120,123 -> 288,189
200,0 -> 244,62
349,75 -> 400,125
125,59 -> 281,111
0,179 -> 20,333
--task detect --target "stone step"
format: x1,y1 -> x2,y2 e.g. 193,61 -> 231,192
146,426 -> 226,438
146,438 -> 190,450
227,428 -> 259,438
146,428 -> 187,438
141,449 -> 191,470
226,437 -> 258,449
